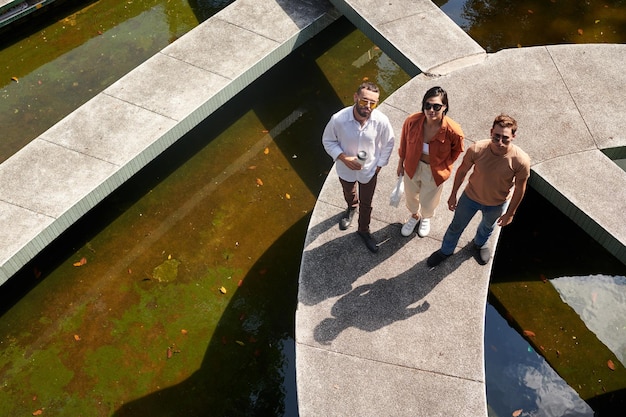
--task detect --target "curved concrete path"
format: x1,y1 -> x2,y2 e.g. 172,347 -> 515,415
295,1 -> 626,416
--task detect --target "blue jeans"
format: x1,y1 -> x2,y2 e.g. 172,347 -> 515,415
440,193 -> 509,255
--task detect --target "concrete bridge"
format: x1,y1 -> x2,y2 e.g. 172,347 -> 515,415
297,1 -> 625,416
0,0 -> 625,415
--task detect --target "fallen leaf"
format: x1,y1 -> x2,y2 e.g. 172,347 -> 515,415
181,329 -> 188,335
73,257 -> 87,267
523,330 -> 536,337
167,254 -> 172,260
73,334 -> 81,341
219,286 -> 227,294
248,165 -> 257,170
556,350 -> 561,357
285,193 -> 291,199
608,359 -> 616,370
256,178 -> 264,186
262,130 -> 269,133
236,340 -> 245,346
11,76 -> 18,83
577,28 -> 584,35
527,9 -> 534,13
512,409 -> 523,417
237,279 -> 243,287
595,19 -> 600,24
263,147 -> 269,155
167,347 -> 173,359
32,410 -> 43,416
362,76 -> 369,81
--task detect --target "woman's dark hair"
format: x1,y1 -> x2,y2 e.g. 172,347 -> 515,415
421,86 -> 449,115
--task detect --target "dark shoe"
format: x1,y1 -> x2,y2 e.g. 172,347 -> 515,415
472,242 -> 490,265
339,208 -> 356,230
427,250 -> 450,267
357,231 -> 379,253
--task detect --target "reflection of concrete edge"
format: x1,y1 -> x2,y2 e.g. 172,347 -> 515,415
0,0 -> 58,30
551,274 -> 626,367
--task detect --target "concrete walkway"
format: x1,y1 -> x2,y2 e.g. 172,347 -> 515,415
0,0 -> 340,284
1,0 -> 625,415
295,1 -> 626,416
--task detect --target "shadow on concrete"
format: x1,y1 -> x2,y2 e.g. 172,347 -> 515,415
313,246 -> 472,344
299,222 -> 414,306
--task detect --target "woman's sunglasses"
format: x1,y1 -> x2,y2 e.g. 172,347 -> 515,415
424,102 -> 443,111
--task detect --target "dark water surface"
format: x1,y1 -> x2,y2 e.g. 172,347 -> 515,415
1,0 -> 626,416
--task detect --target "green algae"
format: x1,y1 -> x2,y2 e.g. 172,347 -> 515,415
151,258 -> 181,283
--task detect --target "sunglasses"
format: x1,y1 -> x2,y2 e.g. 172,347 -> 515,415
357,98 -> 378,109
492,133 -> 512,144
423,102 -> 443,111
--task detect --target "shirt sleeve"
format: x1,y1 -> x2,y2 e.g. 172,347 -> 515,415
376,118 -> 395,167
321,114 -> 344,161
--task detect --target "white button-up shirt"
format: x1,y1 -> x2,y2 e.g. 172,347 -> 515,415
322,106 -> 395,183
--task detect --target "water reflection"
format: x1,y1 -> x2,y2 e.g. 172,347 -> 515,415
485,304 -> 594,417
552,275 -> 626,366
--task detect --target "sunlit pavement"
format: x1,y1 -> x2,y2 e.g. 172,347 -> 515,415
0,0 -> 625,416
295,1 -> 626,416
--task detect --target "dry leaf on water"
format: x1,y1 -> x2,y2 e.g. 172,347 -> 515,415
256,178 -> 264,186
74,334 -> 81,341
263,147 -> 269,155
607,359 -> 616,370
219,286 -> 227,294
285,193 -> 291,199
32,410 -> 43,416
512,409 -> 523,417
577,28 -> 584,35
73,257 -> 87,267
523,330 -> 536,337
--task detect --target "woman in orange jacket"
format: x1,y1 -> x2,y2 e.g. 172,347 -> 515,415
396,86 -> 465,237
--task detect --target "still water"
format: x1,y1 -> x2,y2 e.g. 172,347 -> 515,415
1,0 -> 625,416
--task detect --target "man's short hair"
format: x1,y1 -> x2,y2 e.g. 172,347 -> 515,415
493,114 -> 518,134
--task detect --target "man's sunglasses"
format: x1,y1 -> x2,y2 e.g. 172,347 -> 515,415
358,98 -> 378,109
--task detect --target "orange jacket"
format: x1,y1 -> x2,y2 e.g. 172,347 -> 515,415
398,113 -> 464,186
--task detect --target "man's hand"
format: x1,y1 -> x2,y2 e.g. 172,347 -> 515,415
497,212 -> 514,227
339,154 -> 362,170
447,194 -> 458,211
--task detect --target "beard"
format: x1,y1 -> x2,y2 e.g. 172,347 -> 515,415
355,105 -> 371,118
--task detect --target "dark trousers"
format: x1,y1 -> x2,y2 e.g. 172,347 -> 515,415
339,172 -> 378,233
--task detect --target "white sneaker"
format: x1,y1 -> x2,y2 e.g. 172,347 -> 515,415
417,218 -> 430,237
401,217 -> 419,236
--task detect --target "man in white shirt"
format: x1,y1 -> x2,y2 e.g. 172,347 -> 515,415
322,82 -> 395,253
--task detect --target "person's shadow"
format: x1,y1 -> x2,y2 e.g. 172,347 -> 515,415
313,248 -> 472,345
298,214 -> 414,306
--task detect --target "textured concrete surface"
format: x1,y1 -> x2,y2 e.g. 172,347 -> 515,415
1,0 -> 625,416
295,1 -> 626,416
